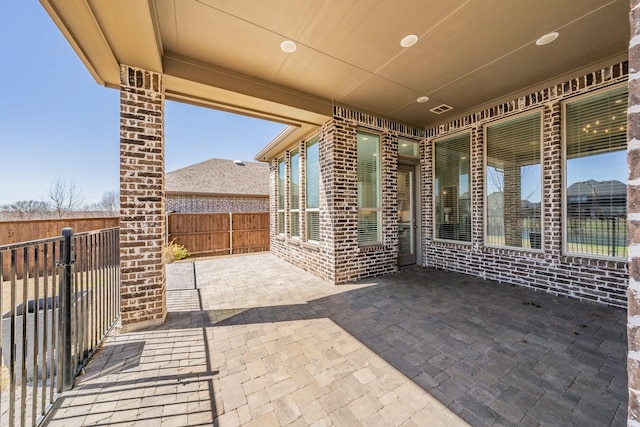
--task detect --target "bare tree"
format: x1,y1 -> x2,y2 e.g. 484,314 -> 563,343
49,179 -> 82,218
486,166 -> 504,216
96,191 -> 119,214
486,165 -> 540,214
1,200 -> 51,219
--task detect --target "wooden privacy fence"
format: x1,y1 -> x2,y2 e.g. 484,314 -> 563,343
0,217 -> 119,279
168,212 -> 270,257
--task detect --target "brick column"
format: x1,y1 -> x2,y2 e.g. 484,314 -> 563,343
543,102 -> 562,260
467,126 -> 483,250
318,121 -> 337,282
119,65 -> 166,332
422,137 -> 434,260
629,2 -> 640,424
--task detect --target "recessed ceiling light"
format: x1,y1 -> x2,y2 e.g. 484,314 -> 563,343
280,40 -> 297,53
535,32 -> 559,46
417,96 -> 429,103
400,34 -> 419,48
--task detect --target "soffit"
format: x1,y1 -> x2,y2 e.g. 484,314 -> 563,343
41,0 -> 629,131
376,0 -> 621,92
427,0 -> 630,112
88,1 -> 162,73
39,0 -> 120,85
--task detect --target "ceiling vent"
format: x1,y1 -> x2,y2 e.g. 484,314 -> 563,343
430,104 -> 453,114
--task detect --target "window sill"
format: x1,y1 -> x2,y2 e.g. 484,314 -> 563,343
358,244 -> 384,253
484,245 -> 544,257
302,241 -> 320,251
484,243 -> 544,253
561,252 -> 627,267
288,237 -> 302,246
433,238 -> 472,246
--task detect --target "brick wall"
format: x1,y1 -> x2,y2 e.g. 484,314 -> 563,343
627,1 -> 640,422
271,123 -> 336,282
270,109 -> 423,284
166,194 -> 268,213
425,61 -> 629,308
271,62 -> 628,308
119,65 -> 166,331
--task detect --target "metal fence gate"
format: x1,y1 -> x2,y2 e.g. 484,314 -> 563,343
0,227 -> 120,426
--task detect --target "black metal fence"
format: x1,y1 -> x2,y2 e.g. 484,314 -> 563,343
486,216 -> 628,257
566,216 -> 627,257
486,216 -> 542,248
0,227 -> 120,427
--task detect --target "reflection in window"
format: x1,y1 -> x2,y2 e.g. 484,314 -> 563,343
306,136 -> 320,241
486,112 -> 542,249
434,133 -> 471,242
398,138 -> 419,158
565,85 -> 627,258
277,157 -> 285,234
358,131 -> 381,245
398,169 -> 414,256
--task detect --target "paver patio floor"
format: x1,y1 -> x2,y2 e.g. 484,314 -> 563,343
46,253 -> 627,426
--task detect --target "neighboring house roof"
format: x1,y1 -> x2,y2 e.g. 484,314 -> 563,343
166,158 -> 269,197
567,180 -> 627,199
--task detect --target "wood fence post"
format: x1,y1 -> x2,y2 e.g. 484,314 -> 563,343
229,212 -> 233,254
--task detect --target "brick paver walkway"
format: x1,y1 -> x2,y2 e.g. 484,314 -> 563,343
46,253 -> 627,426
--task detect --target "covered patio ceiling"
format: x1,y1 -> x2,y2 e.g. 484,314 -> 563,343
41,0 -> 629,156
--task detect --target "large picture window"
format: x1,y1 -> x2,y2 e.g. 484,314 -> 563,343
289,149 -> 300,238
485,112 -> 542,249
434,132 -> 471,242
564,85 -> 628,258
277,157 -> 285,235
357,131 -> 381,245
306,136 -> 320,241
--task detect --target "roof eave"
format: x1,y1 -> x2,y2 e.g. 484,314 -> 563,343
254,124 -> 322,161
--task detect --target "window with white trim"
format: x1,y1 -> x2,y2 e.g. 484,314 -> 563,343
564,84 -> 627,259
289,148 -> 300,238
485,111 -> 542,249
277,157 -> 285,235
305,136 -> 320,241
434,132 -> 471,242
357,131 -> 381,245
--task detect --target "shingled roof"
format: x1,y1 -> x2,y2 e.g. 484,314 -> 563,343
166,158 -> 269,197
